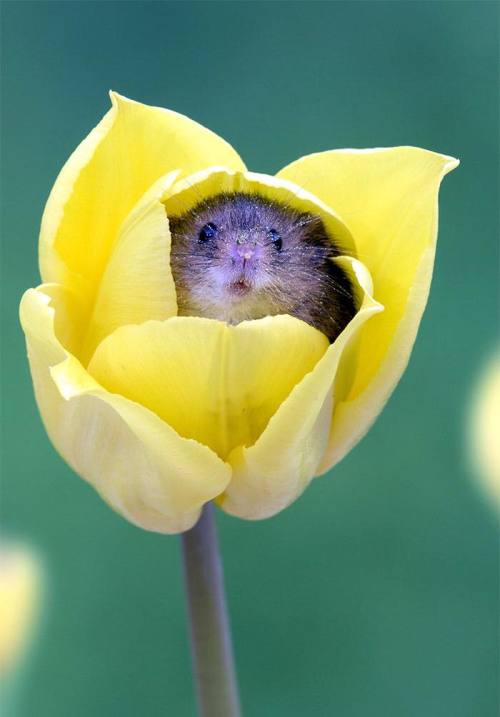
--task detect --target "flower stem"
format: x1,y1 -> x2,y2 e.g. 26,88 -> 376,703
181,503 -> 241,717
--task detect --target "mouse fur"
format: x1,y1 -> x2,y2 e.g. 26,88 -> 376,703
168,192 -> 356,342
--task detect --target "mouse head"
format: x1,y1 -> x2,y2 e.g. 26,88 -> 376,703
168,192 -> 341,322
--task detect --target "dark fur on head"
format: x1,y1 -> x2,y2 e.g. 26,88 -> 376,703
168,192 -> 356,342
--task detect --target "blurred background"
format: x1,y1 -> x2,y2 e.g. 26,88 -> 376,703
1,1 -> 498,715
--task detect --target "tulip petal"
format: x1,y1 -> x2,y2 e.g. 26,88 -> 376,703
218,256 -> 383,519
39,93 -> 246,305
20,286 -> 231,534
88,315 -> 330,460
277,147 -> 458,468
80,171 -> 180,364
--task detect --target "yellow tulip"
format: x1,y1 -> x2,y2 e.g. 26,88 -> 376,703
20,93 -> 458,533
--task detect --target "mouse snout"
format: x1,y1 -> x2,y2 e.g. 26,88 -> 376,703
230,236 -> 261,272
238,244 -> 256,262
241,247 -> 254,260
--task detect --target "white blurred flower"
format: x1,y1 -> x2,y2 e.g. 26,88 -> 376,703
0,544 -> 42,675
469,351 -> 500,508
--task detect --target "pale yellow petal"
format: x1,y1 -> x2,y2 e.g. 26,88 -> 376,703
278,147 -> 458,468
49,170 -> 181,366
40,92 -> 246,305
80,171 -> 180,364
88,315 -> 330,460
19,286 -> 231,534
219,257 -> 383,519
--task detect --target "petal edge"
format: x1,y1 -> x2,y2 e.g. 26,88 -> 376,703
20,286 -> 231,534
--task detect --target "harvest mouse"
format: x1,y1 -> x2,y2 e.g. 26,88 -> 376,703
169,192 -> 356,342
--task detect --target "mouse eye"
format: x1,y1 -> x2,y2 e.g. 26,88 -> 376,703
268,228 -> 282,251
199,222 -> 218,242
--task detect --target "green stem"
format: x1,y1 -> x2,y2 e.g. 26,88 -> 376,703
181,503 -> 241,717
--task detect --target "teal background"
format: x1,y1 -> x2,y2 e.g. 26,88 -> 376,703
1,1 -> 498,716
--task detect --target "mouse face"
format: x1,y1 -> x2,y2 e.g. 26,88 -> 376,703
169,192 -> 356,341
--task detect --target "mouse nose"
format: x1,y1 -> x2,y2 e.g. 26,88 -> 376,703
234,237 -> 258,264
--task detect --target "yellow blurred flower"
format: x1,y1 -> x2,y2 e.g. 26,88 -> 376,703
469,352 -> 500,508
20,93 -> 458,532
0,545 -> 41,675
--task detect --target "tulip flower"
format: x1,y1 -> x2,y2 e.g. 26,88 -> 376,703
20,93 -> 457,716
20,92 -> 458,534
